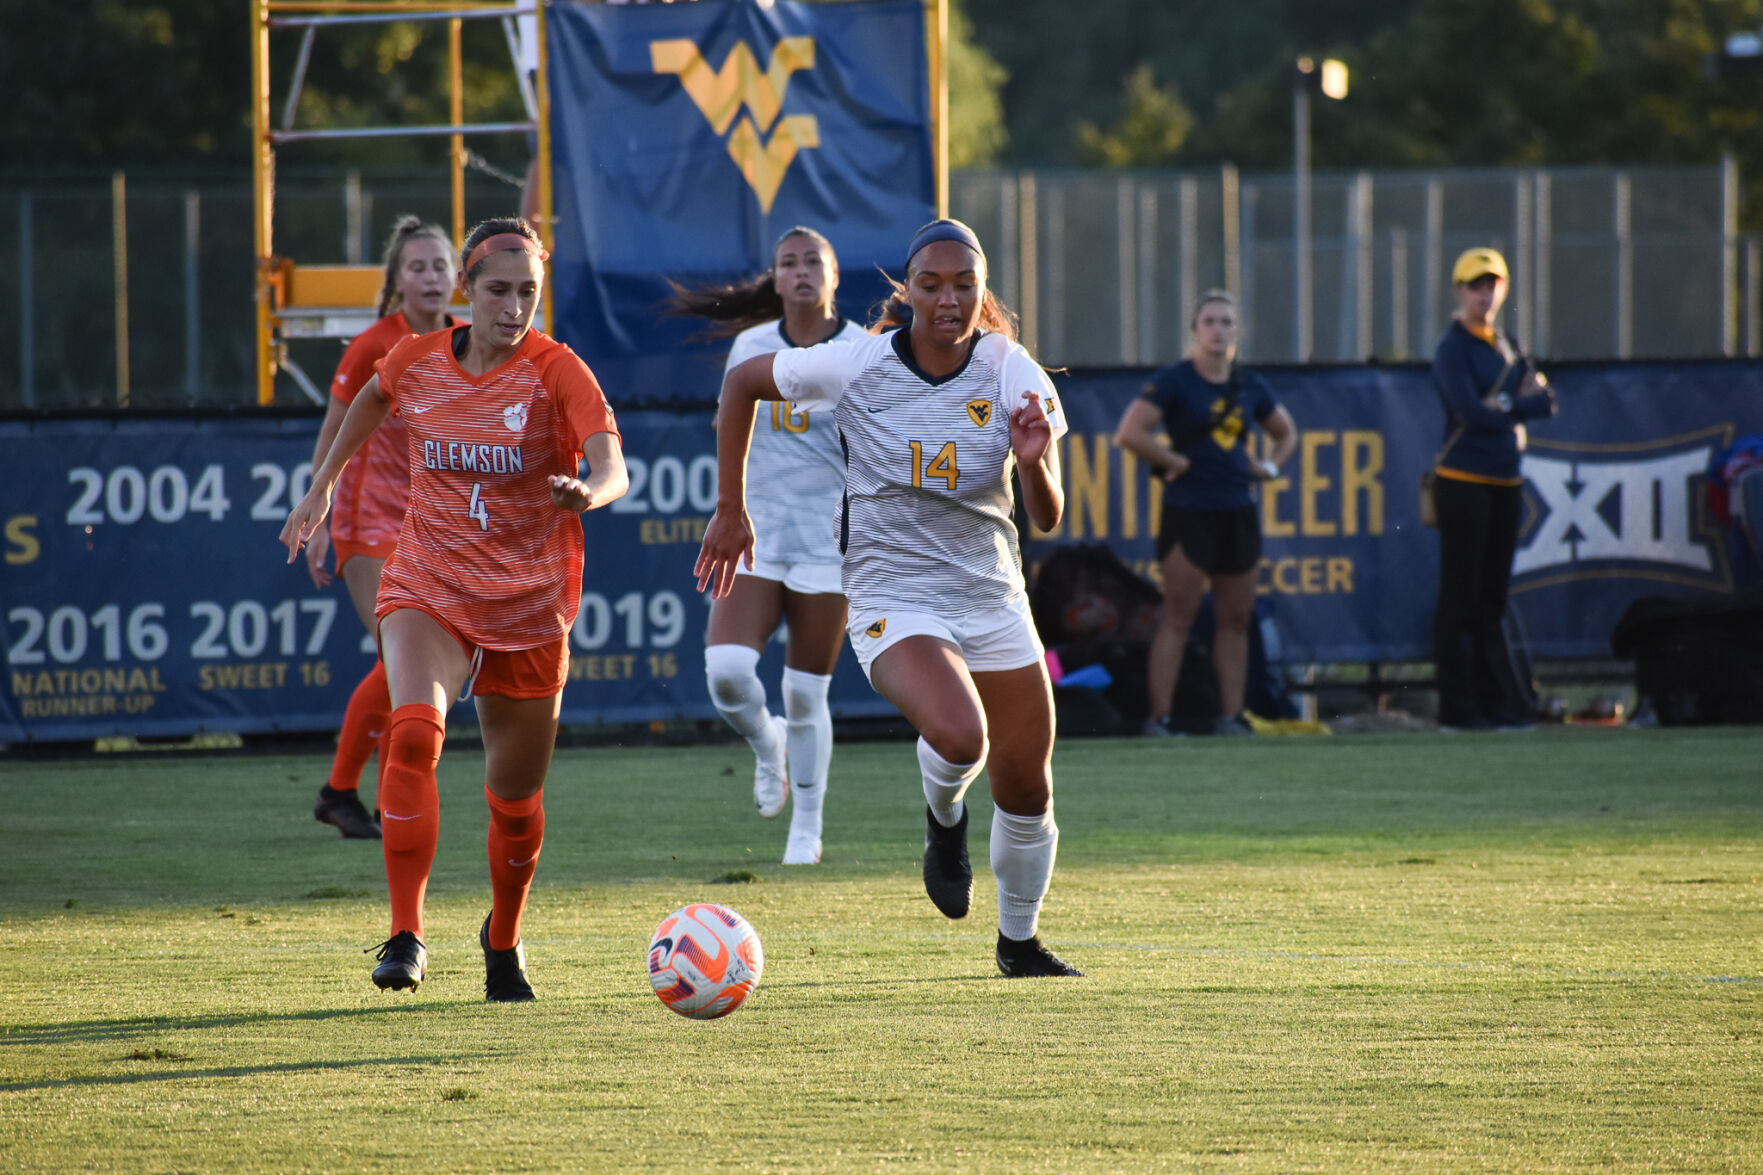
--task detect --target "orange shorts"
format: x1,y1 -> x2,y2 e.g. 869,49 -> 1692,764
333,537 -> 396,576
378,604 -> 570,700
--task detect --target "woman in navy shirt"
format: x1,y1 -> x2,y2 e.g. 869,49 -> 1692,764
1430,247 -> 1556,730
1114,290 -> 1297,735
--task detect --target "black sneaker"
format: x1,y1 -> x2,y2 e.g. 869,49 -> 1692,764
480,915 -> 535,1002
315,786 -> 382,839
368,930 -> 426,991
922,805 -> 973,919
995,933 -> 1085,978
1213,714 -> 1254,737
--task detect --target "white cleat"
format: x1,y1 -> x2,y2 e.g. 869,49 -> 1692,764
782,828 -> 822,865
753,712 -> 789,818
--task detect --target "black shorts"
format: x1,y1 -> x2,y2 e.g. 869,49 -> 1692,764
1156,503 -> 1262,574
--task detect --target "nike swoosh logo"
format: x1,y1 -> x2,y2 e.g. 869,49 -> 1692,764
367,730 -> 385,739
381,812 -> 421,821
406,404 -> 434,414
506,855 -> 539,867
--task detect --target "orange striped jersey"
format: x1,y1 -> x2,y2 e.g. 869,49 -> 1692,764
328,311 -> 447,546
373,326 -> 620,651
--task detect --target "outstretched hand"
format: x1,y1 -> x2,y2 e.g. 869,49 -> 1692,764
280,483 -> 334,564
694,506 -> 756,599
549,473 -> 600,512
1009,391 -> 1053,467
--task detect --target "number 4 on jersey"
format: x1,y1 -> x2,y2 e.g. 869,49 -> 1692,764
467,483 -> 490,531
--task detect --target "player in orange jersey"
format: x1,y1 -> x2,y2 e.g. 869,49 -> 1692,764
280,217 -> 628,1002
305,216 -> 458,840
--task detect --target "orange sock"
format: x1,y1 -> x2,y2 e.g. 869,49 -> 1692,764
485,786 -> 545,951
328,661 -> 391,794
380,703 -> 445,939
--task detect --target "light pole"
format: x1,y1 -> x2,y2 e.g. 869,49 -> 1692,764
1292,57 -> 1348,362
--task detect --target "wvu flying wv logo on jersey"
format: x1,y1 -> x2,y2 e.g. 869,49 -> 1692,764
966,400 -> 992,428
651,36 -> 819,214
864,618 -> 886,638
1512,427 -> 1731,590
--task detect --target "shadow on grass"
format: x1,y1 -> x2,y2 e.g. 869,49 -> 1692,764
0,1052 -> 500,1093
0,999 -> 467,1048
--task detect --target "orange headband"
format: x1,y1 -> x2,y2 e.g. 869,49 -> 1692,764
464,233 -> 549,275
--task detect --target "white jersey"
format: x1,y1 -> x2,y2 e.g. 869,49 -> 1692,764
726,318 -> 868,567
772,328 -> 1067,617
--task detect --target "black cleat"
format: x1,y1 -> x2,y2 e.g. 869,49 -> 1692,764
368,930 -> 426,991
996,933 -> 1085,978
480,915 -> 535,1002
315,786 -> 382,839
922,805 -> 973,919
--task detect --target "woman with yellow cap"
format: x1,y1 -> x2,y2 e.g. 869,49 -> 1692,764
1429,247 -> 1557,731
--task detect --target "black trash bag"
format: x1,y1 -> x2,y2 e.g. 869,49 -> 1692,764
1030,543 -> 1161,645
1611,591 -> 1763,725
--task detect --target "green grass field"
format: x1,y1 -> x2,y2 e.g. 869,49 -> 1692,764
2,728 -> 1760,1173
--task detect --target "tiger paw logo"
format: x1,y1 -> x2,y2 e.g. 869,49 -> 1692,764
966,399 -> 993,428
651,36 -> 819,214
864,618 -> 886,638
503,403 -> 529,433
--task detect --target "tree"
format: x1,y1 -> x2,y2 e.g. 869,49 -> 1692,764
947,0 -> 1009,167
1075,65 -> 1193,168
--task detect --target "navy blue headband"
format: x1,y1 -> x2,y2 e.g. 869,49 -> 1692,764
905,219 -> 985,271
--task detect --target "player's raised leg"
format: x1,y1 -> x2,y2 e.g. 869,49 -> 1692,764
476,686 -> 560,1003
973,659 -> 1082,978
870,635 -> 988,919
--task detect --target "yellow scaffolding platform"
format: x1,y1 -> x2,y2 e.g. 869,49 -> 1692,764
250,0 -> 552,405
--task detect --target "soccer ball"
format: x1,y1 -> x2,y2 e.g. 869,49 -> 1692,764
647,903 -> 764,1020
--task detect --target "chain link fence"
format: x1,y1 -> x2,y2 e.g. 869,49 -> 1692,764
0,162 -> 1746,410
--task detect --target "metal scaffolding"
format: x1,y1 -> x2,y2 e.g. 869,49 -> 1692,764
251,0 -> 550,405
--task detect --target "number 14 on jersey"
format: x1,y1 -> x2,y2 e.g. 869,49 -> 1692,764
908,441 -> 960,490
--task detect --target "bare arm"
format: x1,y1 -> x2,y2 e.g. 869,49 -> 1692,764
548,431 -> 629,512
279,375 -> 391,561
1113,398 -> 1190,481
301,394 -> 351,587
693,354 -> 785,598
1256,405 -> 1299,479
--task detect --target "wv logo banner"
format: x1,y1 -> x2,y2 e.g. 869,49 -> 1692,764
546,0 -> 933,383
652,37 -> 818,213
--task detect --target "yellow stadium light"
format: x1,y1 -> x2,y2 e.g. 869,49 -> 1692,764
1320,59 -> 1349,101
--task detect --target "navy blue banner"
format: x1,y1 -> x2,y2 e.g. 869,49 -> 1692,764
1036,360 -> 1763,662
0,414 -> 886,744
547,0 -> 933,400
4,362 -> 1757,741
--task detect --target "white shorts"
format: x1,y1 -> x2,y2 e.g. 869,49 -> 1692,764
847,595 -> 1044,680
738,555 -> 844,596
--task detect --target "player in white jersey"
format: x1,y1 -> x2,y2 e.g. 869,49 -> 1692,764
672,227 -> 864,865
696,219 -> 1084,978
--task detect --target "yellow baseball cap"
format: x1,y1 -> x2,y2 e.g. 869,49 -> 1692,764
1452,247 -> 1509,285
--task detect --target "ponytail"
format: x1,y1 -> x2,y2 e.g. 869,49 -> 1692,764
669,226 -> 837,340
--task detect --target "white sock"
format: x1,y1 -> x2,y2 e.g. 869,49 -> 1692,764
991,804 -> 1058,941
918,736 -> 984,828
781,668 -> 833,835
705,644 -> 777,751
